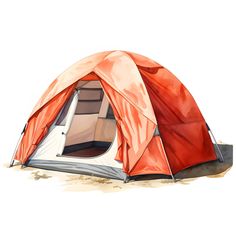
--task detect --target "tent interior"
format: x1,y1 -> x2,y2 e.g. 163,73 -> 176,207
58,80 -> 116,158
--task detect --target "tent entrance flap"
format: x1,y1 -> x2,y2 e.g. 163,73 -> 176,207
27,79 -> 122,171
61,80 -> 117,158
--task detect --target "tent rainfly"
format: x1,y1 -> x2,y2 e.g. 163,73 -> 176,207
10,51 -> 224,182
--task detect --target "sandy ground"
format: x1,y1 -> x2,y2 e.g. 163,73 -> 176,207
0,144 -> 234,236
2,162 -> 231,193
1,158 -> 235,236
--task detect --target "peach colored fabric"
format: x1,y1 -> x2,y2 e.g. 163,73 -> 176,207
94,51 -> 156,124
31,51 -> 112,116
14,50 -> 216,177
94,119 -> 116,142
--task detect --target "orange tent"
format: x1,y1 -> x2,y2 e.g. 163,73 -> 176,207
11,51 -> 221,181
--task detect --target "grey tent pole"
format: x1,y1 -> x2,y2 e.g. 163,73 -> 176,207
206,123 -> 224,163
159,137 -> 176,182
9,124 -> 27,167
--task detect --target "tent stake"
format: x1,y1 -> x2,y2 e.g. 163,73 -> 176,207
159,138 -> 176,182
9,124 -> 27,167
124,176 -> 130,183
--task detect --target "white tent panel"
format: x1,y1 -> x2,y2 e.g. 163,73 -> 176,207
65,114 -> 98,146
99,95 -> 109,118
30,127 -> 121,168
95,119 -> 116,142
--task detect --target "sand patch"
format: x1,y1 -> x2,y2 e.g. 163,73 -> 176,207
31,171 -> 52,180
4,162 -> 232,192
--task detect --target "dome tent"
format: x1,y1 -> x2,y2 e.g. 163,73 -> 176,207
10,51 -> 225,182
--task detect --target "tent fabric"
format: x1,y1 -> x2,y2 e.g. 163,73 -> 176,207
29,117 -> 121,169
30,51 -> 112,116
129,136 -> 172,176
15,83 -> 77,164
14,50 -> 217,177
139,69 -> 216,174
99,79 -> 159,174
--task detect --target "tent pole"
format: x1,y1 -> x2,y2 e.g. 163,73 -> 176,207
206,123 -> 224,163
159,138 -> 176,182
9,124 -> 27,167
209,131 -> 224,163
9,133 -> 23,167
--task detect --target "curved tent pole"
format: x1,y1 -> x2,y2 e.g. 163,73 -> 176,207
9,123 -> 27,167
206,123 -> 224,163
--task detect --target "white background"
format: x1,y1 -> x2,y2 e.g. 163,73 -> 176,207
0,1 -> 235,236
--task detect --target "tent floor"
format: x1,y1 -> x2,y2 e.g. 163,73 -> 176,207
64,147 -> 109,157
62,141 -> 111,158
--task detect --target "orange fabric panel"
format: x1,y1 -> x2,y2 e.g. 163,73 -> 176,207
129,136 -> 171,176
80,72 -> 101,81
100,79 -> 156,174
15,84 -> 77,164
94,51 -> 157,124
159,121 -> 216,174
29,51 -> 161,120
141,68 -> 204,124
140,68 -> 217,174
93,51 -> 157,174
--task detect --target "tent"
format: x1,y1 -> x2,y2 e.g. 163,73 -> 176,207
10,51 -> 224,182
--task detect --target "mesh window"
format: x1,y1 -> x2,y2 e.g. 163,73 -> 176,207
75,88 -> 104,115
75,101 -> 102,114
56,94 -> 74,126
106,105 -> 115,119
79,89 -> 103,100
